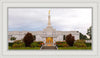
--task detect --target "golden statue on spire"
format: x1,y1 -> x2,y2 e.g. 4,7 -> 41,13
48,10 -> 50,14
48,10 -> 51,26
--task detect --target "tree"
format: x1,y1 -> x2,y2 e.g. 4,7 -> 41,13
87,26 -> 92,39
80,33 -> 87,40
33,35 -> 36,40
65,34 -> 75,46
10,37 -> 16,41
23,32 -> 35,47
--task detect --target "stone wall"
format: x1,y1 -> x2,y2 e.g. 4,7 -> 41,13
8,31 -> 80,42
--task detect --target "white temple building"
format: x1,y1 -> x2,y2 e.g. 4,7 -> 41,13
8,10 -> 80,46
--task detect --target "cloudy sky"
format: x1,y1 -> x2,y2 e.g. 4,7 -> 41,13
8,8 -> 92,35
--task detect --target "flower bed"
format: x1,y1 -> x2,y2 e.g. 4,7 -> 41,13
74,40 -> 87,48
31,42 -> 44,47
56,42 -> 69,47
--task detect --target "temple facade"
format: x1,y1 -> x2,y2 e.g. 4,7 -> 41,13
8,10 -> 80,46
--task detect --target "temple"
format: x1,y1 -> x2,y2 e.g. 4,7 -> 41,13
8,10 -> 80,46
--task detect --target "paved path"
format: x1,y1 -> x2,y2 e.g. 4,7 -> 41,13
41,46 -> 57,50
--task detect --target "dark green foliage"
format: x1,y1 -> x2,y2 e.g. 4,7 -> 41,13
74,40 -> 86,47
85,43 -> 91,47
14,40 -> 22,44
56,42 -> 69,47
33,35 -> 36,40
75,40 -> 85,43
63,35 -> 66,40
30,42 -> 43,47
80,33 -> 87,40
9,43 -> 14,47
10,37 -> 16,40
12,40 -> 25,48
34,42 -> 43,44
87,26 -> 92,39
74,43 -> 86,47
65,34 -> 75,46
56,42 -> 66,44
12,43 -> 25,48
23,32 -> 35,47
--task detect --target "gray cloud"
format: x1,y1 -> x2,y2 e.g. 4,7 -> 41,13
8,8 -> 92,35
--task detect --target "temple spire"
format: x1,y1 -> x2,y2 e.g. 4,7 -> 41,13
43,10 -> 56,31
48,10 -> 51,26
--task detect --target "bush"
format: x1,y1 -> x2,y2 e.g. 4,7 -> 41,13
14,40 -> 22,44
75,40 -> 85,43
12,43 -> 25,48
12,40 -> 25,48
63,44 -> 69,47
8,43 -> 14,47
30,42 -> 43,47
74,42 -> 86,47
56,42 -> 69,47
56,42 -> 66,44
34,41 -> 43,44
10,37 -> 16,40
85,43 -> 91,47
23,32 -> 36,47
30,43 -> 37,47
74,40 -> 86,48
66,34 -> 75,46
12,43 -> 18,48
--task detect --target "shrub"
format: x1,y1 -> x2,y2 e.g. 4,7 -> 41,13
63,44 -> 69,47
74,42 -> 86,47
74,40 -> 87,48
12,43 -> 18,48
12,40 -> 25,48
85,43 -> 91,47
14,40 -> 22,44
56,42 -> 69,47
75,40 -> 85,43
8,43 -> 14,47
56,42 -> 66,44
34,41 -> 43,44
30,43 -> 37,47
10,37 -> 16,41
30,42 -> 43,47
12,43 -> 25,48
65,34 -> 75,46
23,32 -> 36,47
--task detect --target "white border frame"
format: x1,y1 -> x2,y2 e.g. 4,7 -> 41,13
2,3 -> 97,56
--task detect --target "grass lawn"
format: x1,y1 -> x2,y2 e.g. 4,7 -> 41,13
58,47 -> 91,50
9,47 -> 40,50
8,46 -> 91,50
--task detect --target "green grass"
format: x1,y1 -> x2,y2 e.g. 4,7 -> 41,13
9,47 -> 91,50
58,47 -> 91,50
9,47 -> 40,50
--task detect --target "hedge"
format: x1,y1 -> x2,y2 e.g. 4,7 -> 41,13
74,40 -> 86,47
85,43 -> 91,47
30,42 -> 44,47
56,42 -> 69,47
34,42 -> 43,44
8,43 -> 14,47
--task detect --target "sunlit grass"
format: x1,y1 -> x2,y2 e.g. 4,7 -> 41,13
58,47 -> 91,50
9,47 -> 40,50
